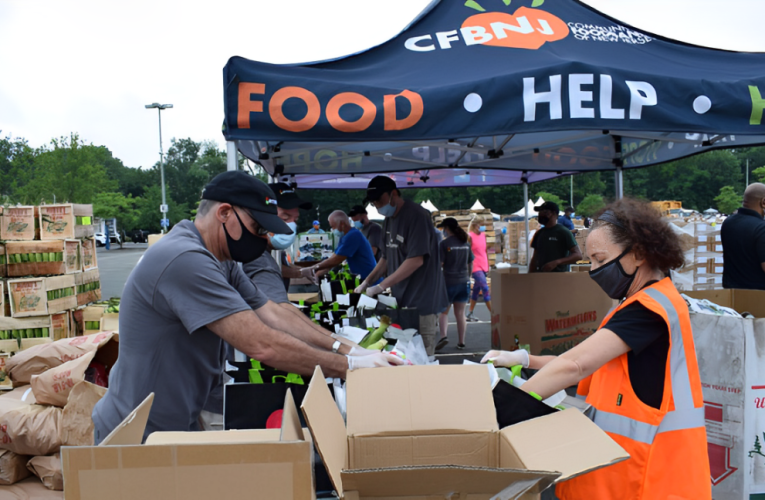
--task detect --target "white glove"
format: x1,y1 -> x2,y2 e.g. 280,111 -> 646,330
347,352 -> 405,370
480,349 -> 530,368
366,284 -> 384,297
354,281 -> 369,294
349,346 -> 379,356
299,266 -> 316,279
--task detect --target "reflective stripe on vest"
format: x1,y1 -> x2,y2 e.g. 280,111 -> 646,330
589,286 -> 704,444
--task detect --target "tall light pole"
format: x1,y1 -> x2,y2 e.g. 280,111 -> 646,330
145,103 -> 173,233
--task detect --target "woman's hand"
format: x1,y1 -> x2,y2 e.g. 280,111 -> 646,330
480,349 -> 530,368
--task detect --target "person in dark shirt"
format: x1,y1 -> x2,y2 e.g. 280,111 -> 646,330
435,218 -> 473,351
529,201 -> 582,272
349,205 -> 383,260
559,206 -> 576,232
721,182 -> 765,290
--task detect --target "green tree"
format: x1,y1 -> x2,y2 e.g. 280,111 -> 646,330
92,192 -> 140,234
576,194 -> 606,218
753,166 -> 765,183
714,186 -> 740,215
534,191 -> 565,208
16,134 -> 117,204
135,185 -> 188,233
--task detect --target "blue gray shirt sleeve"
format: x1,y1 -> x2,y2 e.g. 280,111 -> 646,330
153,251 -> 262,334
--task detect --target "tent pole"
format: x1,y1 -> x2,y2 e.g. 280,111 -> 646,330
523,178 -> 530,271
226,141 -> 238,171
570,174 -> 574,208
615,166 -> 624,200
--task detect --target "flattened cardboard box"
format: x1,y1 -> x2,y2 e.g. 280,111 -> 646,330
301,365 -> 628,500
62,390 -> 314,500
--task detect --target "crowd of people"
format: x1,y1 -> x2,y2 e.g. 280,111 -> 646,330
91,169 -> 765,499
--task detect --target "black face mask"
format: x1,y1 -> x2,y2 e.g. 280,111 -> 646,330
588,246 -> 636,300
538,215 -> 550,225
223,209 -> 268,263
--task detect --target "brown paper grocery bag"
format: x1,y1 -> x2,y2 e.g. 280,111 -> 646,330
26,454 -> 62,491
0,449 -> 31,485
30,351 -> 96,407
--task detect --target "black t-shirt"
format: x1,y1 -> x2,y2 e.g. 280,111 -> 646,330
603,281 -> 669,410
530,223 -> 577,272
721,208 -> 765,290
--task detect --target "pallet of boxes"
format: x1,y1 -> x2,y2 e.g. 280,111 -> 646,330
497,219 -> 540,265
667,216 -> 725,291
0,204 -> 113,495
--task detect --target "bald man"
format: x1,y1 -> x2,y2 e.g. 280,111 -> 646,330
721,182 -> 765,289
301,210 -> 378,281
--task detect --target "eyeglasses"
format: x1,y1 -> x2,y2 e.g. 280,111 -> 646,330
254,225 -> 270,236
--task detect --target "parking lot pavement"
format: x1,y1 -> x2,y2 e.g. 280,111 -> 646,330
96,243 -> 147,298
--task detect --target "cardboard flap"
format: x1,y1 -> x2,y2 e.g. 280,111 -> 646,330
301,366 -> 347,498
100,392 -> 154,446
341,466 -> 559,498
145,429 -> 281,445
280,388 -> 303,442
500,409 -> 628,482
346,365 -> 497,437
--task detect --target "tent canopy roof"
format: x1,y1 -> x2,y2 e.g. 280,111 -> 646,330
224,0 -> 765,188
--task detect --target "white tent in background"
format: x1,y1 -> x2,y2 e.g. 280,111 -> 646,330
420,200 -> 438,212
470,200 -> 485,211
366,203 -> 384,221
704,208 -> 719,214
534,197 -> 546,207
512,199 -> 539,218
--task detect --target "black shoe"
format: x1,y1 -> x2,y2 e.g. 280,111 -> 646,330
435,337 -> 449,351
456,343 -> 466,350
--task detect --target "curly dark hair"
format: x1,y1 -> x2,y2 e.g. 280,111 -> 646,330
591,198 -> 685,273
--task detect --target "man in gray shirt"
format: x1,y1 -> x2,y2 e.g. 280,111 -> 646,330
355,176 -> 449,355
243,182 -> 313,303
92,172 -> 401,442
349,205 -> 383,260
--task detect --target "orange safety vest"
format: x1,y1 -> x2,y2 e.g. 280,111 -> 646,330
556,277 -> 711,500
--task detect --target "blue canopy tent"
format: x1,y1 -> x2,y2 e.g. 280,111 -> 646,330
221,0 -> 765,255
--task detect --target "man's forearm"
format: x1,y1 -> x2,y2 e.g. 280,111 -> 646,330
261,301 -> 351,355
316,254 -> 345,272
557,249 -> 583,267
379,256 -> 423,289
365,258 -> 387,284
281,265 -> 302,279
208,310 -> 348,378
278,302 -> 352,354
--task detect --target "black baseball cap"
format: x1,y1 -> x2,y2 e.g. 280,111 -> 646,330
201,171 -> 292,234
535,201 -> 560,214
363,176 -> 397,204
436,217 -> 460,230
349,205 -> 367,217
268,182 -> 312,210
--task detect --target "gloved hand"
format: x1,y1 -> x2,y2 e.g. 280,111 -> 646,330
300,265 -> 319,284
366,284 -> 384,297
354,281 -> 369,294
349,346 -> 379,356
347,352 -> 405,370
480,349 -> 530,368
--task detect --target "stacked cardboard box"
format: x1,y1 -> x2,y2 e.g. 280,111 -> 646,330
669,219 -> 725,291
0,204 -> 99,347
498,220 -> 540,265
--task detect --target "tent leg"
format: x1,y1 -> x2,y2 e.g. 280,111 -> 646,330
524,180 -> 530,271
227,141 -> 238,171
615,166 -> 624,200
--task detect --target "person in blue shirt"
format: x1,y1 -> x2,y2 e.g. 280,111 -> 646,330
559,206 -> 577,232
302,210 -> 378,281
307,220 -> 325,233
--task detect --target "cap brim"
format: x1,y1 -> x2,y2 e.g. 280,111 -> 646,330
247,209 -> 293,235
279,197 -> 313,210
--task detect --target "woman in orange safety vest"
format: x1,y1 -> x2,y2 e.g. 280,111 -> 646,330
483,198 -> 711,500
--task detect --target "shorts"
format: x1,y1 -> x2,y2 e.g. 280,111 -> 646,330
446,283 -> 470,304
471,271 -> 491,301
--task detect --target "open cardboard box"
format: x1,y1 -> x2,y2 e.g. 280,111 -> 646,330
301,365 -> 628,500
62,390 -> 314,500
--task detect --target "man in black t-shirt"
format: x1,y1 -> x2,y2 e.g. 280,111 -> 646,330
529,201 -> 582,272
721,182 -> 765,289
